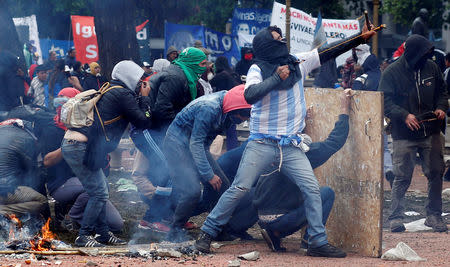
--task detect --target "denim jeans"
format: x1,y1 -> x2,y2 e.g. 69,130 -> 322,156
201,139 -> 328,248
389,134 -> 444,220
262,186 -> 335,241
61,139 -> 109,237
164,134 -> 229,229
51,177 -> 123,232
217,141 -> 248,183
383,133 -> 393,174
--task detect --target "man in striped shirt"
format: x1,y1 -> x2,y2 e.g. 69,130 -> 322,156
196,25 -> 376,257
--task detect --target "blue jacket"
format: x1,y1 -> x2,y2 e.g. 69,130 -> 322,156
352,54 -> 381,91
166,91 -> 232,182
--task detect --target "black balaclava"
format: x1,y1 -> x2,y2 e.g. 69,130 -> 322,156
404,34 -> 434,71
419,8 -> 429,22
215,56 -> 231,74
252,27 -> 301,89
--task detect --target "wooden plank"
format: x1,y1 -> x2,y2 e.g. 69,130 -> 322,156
304,88 -> 384,257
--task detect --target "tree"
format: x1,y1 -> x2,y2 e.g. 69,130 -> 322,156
93,0 -> 140,80
381,0 -> 447,29
0,0 -> 26,69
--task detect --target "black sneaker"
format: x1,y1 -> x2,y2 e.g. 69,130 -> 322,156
194,231 -> 212,253
307,243 -> 346,258
424,215 -> 448,232
75,235 -> 105,247
260,229 -> 286,252
95,232 -> 127,245
390,218 -> 406,233
385,170 -> 394,188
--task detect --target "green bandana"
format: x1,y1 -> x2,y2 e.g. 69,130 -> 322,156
173,47 -> 207,100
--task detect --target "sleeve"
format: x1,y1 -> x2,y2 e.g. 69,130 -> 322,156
152,77 -> 180,121
244,64 -> 282,104
189,111 -> 217,182
120,91 -> 153,129
434,65 -> 449,112
296,49 -> 321,79
306,114 -> 349,169
352,74 -> 368,91
379,71 -> 410,121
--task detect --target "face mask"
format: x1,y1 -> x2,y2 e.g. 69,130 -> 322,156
244,53 -> 253,61
230,114 -> 245,125
207,72 -> 214,81
414,52 -> 432,71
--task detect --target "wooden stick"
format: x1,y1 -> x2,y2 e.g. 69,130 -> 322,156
364,11 -> 371,30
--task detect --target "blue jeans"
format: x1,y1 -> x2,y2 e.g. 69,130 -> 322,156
383,133 -> 393,174
61,140 -> 109,237
201,139 -> 328,248
263,187 -> 335,241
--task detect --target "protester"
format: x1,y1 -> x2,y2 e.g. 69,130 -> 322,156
352,44 -> 381,91
46,51 -> 58,69
47,59 -> 72,108
27,64 -> 50,107
71,61 -> 85,85
195,24 -> 376,257
142,62 -> 152,75
0,120 -> 46,218
82,62 -> 108,91
411,8 -> 429,38
164,85 -> 250,241
380,34 -> 448,233
0,51 -> 26,112
166,46 -> 179,62
151,59 -> 170,74
210,56 -> 241,93
65,47 -> 76,68
196,61 -> 214,96
61,60 -> 152,247
23,42 -> 34,70
234,47 -> 253,77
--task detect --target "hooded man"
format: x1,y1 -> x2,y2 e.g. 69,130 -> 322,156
196,24 -> 376,257
61,60 -> 153,247
379,34 -> 448,233
166,46 -> 179,62
164,84 -> 251,241
82,62 -> 108,91
234,47 -> 253,77
0,51 -> 26,112
352,44 -> 381,91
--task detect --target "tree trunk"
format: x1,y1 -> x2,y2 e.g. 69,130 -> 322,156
0,0 -> 27,69
93,0 -> 140,80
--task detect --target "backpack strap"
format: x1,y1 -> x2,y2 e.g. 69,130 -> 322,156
94,82 -> 124,142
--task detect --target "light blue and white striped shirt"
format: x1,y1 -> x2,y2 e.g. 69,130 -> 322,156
245,49 -> 321,139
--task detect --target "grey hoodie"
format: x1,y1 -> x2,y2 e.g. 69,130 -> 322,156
111,60 -> 144,90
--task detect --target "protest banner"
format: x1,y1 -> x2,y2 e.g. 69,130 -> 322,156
39,39 -> 74,60
271,1 -> 360,66
231,8 -> 271,36
136,19 -> 150,64
165,22 -> 240,66
13,15 -> 43,64
71,15 -> 99,64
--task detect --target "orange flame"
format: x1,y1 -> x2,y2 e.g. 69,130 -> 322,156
7,214 -> 22,240
30,218 -> 56,251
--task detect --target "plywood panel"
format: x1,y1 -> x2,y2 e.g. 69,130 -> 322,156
304,88 -> 383,257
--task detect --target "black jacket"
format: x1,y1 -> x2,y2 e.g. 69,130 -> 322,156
0,51 -> 25,111
82,73 -> 108,91
149,64 -> 191,128
352,54 -> 381,91
210,70 -> 241,92
379,38 -> 448,140
253,114 -> 349,215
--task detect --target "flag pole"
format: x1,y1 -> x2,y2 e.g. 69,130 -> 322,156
286,0 -> 291,52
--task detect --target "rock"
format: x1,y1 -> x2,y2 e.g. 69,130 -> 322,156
442,188 -> 450,198
404,218 -> 432,232
228,259 -> 241,267
155,249 -> 182,258
381,242 -> 426,261
211,242 -> 222,249
15,264 -> 22,267
237,251 -> 259,261
85,261 -> 98,266
54,261 -> 62,265
178,259 -> 186,264
404,211 -> 420,216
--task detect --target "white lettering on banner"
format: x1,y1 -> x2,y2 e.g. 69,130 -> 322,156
205,30 -> 219,50
236,11 -> 271,23
222,35 -> 232,51
75,22 -> 96,38
271,2 -> 360,66
86,45 -> 97,58
137,28 -> 147,40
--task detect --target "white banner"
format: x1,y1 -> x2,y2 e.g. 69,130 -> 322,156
271,2 -> 360,66
13,15 -> 43,64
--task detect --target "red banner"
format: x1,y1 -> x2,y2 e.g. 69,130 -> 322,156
71,15 -> 99,64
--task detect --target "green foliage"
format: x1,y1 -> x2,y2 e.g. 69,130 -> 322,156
181,0 -> 236,32
381,0 -> 446,29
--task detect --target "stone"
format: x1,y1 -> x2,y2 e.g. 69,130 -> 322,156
228,259 -> 240,267
237,251 -> 259,261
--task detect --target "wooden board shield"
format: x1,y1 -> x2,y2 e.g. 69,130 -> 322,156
304,88 -> 384,257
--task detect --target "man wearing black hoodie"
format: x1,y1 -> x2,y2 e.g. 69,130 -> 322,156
379,34 -> 448,233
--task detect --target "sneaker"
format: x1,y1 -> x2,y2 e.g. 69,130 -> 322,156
194,231 -> 213,253
184,221 -> 199,230
95,232 -> 127,245
390,218 -> 406,232
424,215 -> 448,232
260,229 -> 286,252
75,235 -> 105,247
307,243 -> 346,258
385,170 -> 394,188
138,220 -> 170,233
